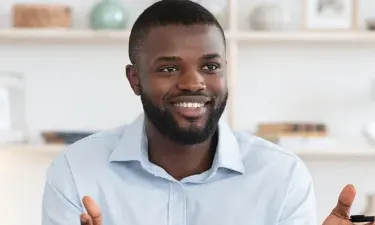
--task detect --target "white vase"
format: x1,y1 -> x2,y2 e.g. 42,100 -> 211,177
364,194 -> 375,215
363,122 -> 375,147
249,4 -> 291,31
192,0 -> 228,29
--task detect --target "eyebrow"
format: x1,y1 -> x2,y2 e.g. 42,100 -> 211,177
201,53 -> 222,60
155,56 -> 182,62
154,53 -> 222,63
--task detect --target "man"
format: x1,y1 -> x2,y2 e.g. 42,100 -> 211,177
41,1 -> 368,225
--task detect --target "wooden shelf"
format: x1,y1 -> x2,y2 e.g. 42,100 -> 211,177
0,29 -> 131,44
293,149 -> 375,159
232,31 -> 375,44
0,144 -> 64,154
1,29 -> 375,44
0,144 -> 374,159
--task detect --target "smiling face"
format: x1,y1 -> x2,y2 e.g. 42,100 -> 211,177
126,24 -> 228,145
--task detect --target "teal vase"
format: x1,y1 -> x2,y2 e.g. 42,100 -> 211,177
89,0 -> 127,30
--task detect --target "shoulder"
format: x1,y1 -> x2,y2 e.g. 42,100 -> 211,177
234,131 -> 303,162
232,131 -> 314,207
233,131 -> 310,179
47,124 -> 128,175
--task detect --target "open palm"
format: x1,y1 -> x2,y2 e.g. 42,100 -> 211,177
323,184 -> 374,225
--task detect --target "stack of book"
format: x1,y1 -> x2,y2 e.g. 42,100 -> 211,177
256,122 -> 336,151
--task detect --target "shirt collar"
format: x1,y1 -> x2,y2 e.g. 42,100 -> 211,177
109,113 -> 245,174
109,114 -> 146,163
215,120 -> 245,174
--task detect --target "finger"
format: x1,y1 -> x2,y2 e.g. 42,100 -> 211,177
82,196 -> 102,225
331,184 -> 356,219
80,213 -> 93,225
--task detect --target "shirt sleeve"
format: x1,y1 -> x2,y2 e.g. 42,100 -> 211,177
42,152 -> 83,225
278,160 -> 317,225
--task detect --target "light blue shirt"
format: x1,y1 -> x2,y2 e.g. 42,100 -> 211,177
42,114 -> 317,225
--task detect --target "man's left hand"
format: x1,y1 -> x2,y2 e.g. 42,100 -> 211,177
323,184 -> 374,225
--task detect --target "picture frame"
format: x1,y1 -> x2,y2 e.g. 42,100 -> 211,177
302,0 -> 358,30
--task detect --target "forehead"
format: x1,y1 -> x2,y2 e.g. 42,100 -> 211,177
139,24 -> 225,63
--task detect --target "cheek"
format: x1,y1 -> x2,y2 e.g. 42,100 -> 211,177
142,78 -> 175,106
206,76 -> 227,98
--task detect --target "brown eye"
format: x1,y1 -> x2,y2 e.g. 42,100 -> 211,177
202,64 -> 220,71
159,66 -> 178,73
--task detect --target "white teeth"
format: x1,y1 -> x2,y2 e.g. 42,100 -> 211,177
174,102 -> 205,108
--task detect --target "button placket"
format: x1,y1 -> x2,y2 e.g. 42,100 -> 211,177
168,182 -> 186,225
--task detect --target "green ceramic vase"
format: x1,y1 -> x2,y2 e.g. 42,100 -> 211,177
89,0 -> 127,30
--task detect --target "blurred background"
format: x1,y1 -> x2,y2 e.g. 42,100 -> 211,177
0,0 -> 375,224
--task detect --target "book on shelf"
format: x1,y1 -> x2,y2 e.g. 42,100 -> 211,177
255,122 -> 336,151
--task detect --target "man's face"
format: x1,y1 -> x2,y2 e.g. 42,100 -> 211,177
126,24 -> 228,145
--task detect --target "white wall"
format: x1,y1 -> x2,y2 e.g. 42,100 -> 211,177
1,0 -> 375,224
0,150 -> 55,225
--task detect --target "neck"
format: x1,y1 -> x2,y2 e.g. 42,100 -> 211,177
145,119 -> 217,180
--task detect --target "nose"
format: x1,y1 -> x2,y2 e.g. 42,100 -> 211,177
176,71 -> 206,92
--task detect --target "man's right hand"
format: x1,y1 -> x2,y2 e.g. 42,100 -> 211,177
80,196 -> 102,225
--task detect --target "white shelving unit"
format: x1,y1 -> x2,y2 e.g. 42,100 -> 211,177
0,29 -> 131,44
293,149 -> 375,159
232,31 -> 375,43
1,144 -> 375,159
1,29 -> 375,44
1,0 -> 374,158
0,144 -> 63,154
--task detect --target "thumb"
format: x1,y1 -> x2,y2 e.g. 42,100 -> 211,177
331,184 -> 356,219
82,196 -> 102,225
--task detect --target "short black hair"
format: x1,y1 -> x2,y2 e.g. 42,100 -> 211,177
128,0 -> 226,65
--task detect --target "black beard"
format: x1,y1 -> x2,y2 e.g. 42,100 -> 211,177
140,91 -> 228,145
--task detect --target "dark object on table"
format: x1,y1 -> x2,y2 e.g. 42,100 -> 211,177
42,131 -> 96,144
350,215 -> 374,223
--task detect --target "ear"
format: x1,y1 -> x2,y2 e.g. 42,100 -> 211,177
125,64 -> 141,96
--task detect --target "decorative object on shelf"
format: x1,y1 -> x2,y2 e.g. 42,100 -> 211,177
0,71 -> 26,144
255,122 -> 336,151
191,0 -> 228,29
256,122 -> 328,139
89,0 -> 128,30
363,122 -> 375,147
366,18 -> 375,31
12,4 -> 71,28
302,0 -> 358,30
42,131 -> 96,144
249,4 -> 291,31
364,194 -> 375,215
363,80 -> 375,148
